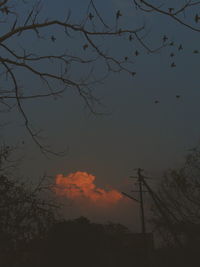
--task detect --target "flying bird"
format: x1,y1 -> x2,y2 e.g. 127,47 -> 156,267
171,62 -> 176,68
178,44 -> 183,51
135,50 -> 139,56
170,53 -> 175,57
88,13 -> 94,20
51,35 -> 56,42
116,10 -> 122,19
154,100 -> 159,104
1,6 -> 10,15
168,7 -> 174,13
193,50 -> 199,54
163,35 -> 168,42
129,35 -> 133,41
176,95 -> 180,99
195,14 -> 200,23
83,44 -> 89,50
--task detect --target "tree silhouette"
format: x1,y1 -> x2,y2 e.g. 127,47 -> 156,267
0,145 -> 58,266
0,0 -> 144,153
151,147 -> 200,265
1,0 -> 190,154
0,1 -> 199,152
25,216 -> 153,267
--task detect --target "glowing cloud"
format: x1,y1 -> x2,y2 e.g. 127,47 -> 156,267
54,171 -> 123,205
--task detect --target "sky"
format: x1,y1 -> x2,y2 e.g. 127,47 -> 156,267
2,0 -> 200,231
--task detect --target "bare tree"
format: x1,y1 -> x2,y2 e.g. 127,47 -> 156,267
1,0 -> 181,154
0,0 -> 143,153
151,147 -> 200,247
0,144 -> 59,266
0,1 -> 199,154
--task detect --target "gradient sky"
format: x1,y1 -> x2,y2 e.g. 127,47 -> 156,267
3,0 -> 200,230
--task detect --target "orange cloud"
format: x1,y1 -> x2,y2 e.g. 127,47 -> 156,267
54,171 -> 123,205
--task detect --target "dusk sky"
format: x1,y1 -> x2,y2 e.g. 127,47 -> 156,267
3,0 -> 200,230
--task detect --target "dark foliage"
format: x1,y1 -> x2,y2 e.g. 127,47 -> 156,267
24,217 -> 154,267
0,145 -> 58,267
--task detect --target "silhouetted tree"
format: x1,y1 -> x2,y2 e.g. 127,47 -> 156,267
26,216 -> 153,267
1,1 -> 198,153
0,145 -> 58,266
151,147 -> 200,265
0,0 -> 145,154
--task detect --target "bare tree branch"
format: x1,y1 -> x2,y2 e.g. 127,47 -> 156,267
0,0 -> 197,154
133,0 -> 200,33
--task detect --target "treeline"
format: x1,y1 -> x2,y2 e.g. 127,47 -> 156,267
1,146 -> 200,266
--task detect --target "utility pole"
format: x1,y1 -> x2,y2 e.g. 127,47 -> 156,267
122,168 -> 182,247
137,168 -> 146,234
122,168 -> 147,234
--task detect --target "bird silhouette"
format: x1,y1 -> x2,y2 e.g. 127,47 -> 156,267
154,100 -> 159,104
178,44 -> 183,51
135,50 -> 139,56
163,35 -> 168,42
176,95 -> 180,99
83,44 -> 88,50
116,10 -> 122,19
171,62 -> 176,67
129,35 -> 133,41
193,50 -> 199,54
1,6 -> 9,15
51,35 -> 56,42
169,42 -> 174,46
195,14 -> 200,23
124,56 -> 128,61
168,7 -> 174,13
88,13 -> 94,20
170,53 -> 175,57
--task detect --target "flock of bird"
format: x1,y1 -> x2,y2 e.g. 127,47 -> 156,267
49,9 -> 199,105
